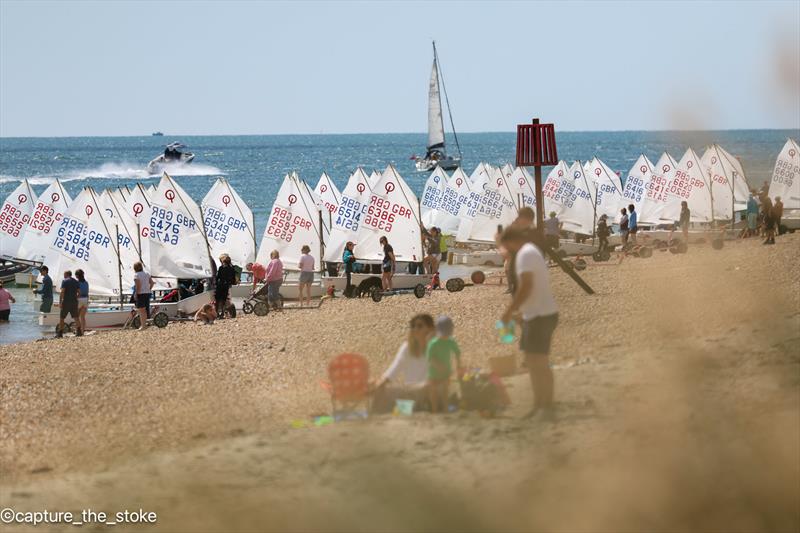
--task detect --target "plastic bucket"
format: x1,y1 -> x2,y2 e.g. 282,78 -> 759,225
395,399 -> 415,416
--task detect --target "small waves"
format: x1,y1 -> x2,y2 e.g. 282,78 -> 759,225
0,162 -> 224,185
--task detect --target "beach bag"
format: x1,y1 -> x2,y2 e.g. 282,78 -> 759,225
459,372 -> 511,415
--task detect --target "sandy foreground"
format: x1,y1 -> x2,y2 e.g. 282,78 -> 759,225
1,235 -> 799,532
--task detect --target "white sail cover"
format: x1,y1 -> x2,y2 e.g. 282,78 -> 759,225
660,148 -> 713,223
768,139 -> 800,210
0,180 -> 37,260
257,174 -> 323,269
49,188 -> 122,296
15,180 -> 71,264
587,158 -> 624,219
542,161 -> 573,217
639,153 -> 678,225
427,59 -> 445,151
621,155 -> 654,214
323,168 -> 373,263
353,165 -> 423,262
434,167 -> 471,234
146,173 -> 212,279
201,178 -> 256,267
508,166 -> 536,211
420,166 -> 449,227
559,162 -> 596,234
457,167 -> 518,243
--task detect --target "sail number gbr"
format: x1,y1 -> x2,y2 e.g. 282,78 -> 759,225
52,216 -> 112,262
266,206 -> 311,243
364,195 -> 412,232
141,206 -> 197,246
0,203 -> 30,238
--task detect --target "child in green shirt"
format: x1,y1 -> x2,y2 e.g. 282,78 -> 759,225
427,315 -> 462,413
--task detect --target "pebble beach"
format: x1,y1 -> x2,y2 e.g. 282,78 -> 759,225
1,234 -> 798,531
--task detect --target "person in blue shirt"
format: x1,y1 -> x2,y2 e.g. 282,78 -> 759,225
32,265 -> 54,313
746,193 -> 759,238
628,204 -> 638,244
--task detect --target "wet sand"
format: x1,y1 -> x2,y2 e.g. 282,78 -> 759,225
1,234 -> 798,531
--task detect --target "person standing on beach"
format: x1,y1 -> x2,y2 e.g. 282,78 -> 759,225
422,226 -> 441,275
628,204 -> 638,245
499,206 -> 536,294
133,262 -> 154,330
597,214 -> 611,253
380,236 -> 395,291
0,281 -> 16,322
342,241 -> 356,296
56,270 -> 81,337
215,254 -> 237,318
298,245 -> 315,307
773,197 -> 784,236
619,207 -> 629,247
544,212 -> 561,250
75,269 -> 89,334
33,265 -> 53,313
679,201 -> 691,244
426,315 -> 462,414
746,193 -> 759,238
500,226 -> 559,420
762,197 -> 775,245
265,250 -> 284,310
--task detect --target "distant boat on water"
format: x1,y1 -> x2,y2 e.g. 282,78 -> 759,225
152,131 -> 164,136
414,41 -> 462,172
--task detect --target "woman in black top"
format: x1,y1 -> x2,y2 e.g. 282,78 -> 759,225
215,254 -> 237,318
379,236 -> 395,291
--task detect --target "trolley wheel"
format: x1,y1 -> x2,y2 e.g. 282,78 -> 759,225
63,322 -> 74,333
226,303 -> 237,318
413,284 -> 426,298
600,249 -> 611,261
242,301 -> 254,314
483,260 -> 498,267
711,238 -> 724,250
563,260 -> 574,271
445,278 -> 460,292
592,251 -> 603,262
370,287 -> 383,302
455,278 -> 466,291
557,249 -> 568,259
639,246 -> 653,258
131,315 -> 141,329
153,311 -> 169,328
574,258 -> 587,271
253,301 -> 269,316
470,270 -> 486,284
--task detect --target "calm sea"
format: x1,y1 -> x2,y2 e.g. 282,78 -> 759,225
1,129 -> 797,344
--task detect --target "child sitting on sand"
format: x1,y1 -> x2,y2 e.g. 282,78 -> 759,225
427,315 -> 462,413
194,303 -> 217,325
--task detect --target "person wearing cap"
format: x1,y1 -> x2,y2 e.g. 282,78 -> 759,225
342,241 -> 356,296
500,226 -> 559,420
543,211 -> 562,250
597,214 -> 612,253
426,315 -> 462,414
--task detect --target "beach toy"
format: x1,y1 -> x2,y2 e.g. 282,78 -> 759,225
495,320 -> 516,343
395,399 -> 415,416
290,419 -> 310,429
313,415 -> 334,427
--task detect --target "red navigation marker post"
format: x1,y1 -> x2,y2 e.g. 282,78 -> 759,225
515,118 -> 594,295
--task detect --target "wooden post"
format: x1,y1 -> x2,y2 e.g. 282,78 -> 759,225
532,118 -> 545,231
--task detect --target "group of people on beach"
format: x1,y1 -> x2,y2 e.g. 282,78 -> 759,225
742,182 -> 784,245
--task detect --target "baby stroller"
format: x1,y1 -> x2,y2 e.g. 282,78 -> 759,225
241,280 -> 283,316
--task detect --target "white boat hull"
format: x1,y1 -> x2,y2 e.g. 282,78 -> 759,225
146,153 -> 195,175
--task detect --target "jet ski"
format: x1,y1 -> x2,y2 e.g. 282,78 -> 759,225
147,142 -> 195,175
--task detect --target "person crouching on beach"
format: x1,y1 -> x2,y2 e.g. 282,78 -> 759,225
426,315 -> 462,414
265,250 -> 284,310
246,261 -> 267,292
500,226 -> 559,420
194,303 -> 217,325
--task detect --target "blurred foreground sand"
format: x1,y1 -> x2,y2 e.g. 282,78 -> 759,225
1,234 -> 798,531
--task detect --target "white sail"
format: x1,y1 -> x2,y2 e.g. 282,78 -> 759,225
457,167 -> 518,243
257,174 -> 323,269
660,148 -> 713,223
146,173 -> 212,279
587,158 -> 625,219
313,172 -> 342,239
49,188 -> 123,297
714,144 -> 750,210
456,164 -> 492,240
621,155 -> 655,217
701,145 -> 748,221
427,59 -> 445,152
15,180 -> 71,264
434,167 -> 471,234
323,168 -> 373,263
352,164 -> 423,262
0,180 -> 37,260
542,161 -> 573,218
368,170 -> 381,188
97,190 -> 139,291
201,178 -> 256,268
508,166 -> 536,211
769,139 -> 799,210
558,162 -> 596,235
420,166 -> 449,227
639,152 -> 678,225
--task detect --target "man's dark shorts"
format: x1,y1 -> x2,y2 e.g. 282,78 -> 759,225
40,297 -> 53,313
135,293 -> 151,315
520,313 -> 559,355
59,302 -> 79,320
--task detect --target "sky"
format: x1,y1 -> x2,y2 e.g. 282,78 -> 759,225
1,0 -> 799,137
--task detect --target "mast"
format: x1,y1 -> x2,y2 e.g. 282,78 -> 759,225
433,41 -> 462,160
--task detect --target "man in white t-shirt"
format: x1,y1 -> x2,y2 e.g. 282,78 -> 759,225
500,226 -> 559,420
